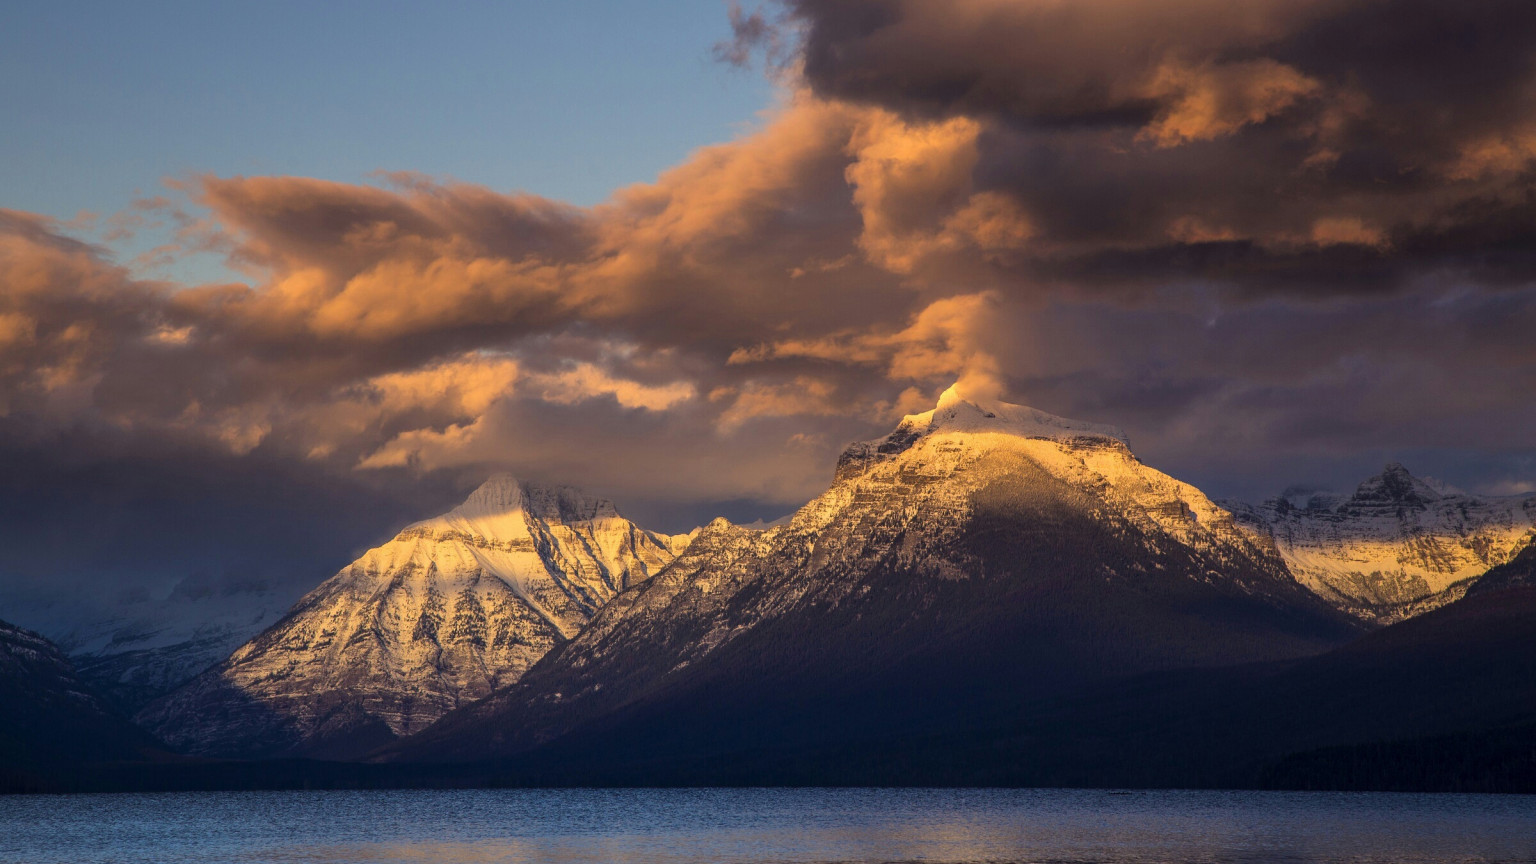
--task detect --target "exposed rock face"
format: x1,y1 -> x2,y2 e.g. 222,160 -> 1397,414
137,475 -> 690,759
1227,465 -> 1536,623
393,387 -> 1355,765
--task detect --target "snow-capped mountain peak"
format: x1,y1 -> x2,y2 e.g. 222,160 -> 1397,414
922,383 -> 1127,444
1227,463 -> 1536,623
139,473 -> 693,759
404,473 -> 623,548
1345,462 -> 1448,510
838,385 -> 1127,481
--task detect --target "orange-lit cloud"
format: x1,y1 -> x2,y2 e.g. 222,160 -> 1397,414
2,0 -> 1536,521
1139,59 -> 1321,147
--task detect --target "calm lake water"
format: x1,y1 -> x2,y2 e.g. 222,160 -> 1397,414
1,788 -> 1533,864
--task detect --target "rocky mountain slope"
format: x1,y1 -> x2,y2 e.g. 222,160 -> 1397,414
1227,465 -> 1536,623
138,476 -> 690,759
390,386 -> 1357,766
1465,537 -> 1536,597
0,617 -> 159,787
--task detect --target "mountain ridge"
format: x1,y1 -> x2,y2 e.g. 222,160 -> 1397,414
386,388 -> 1357,765
1226,464 -> 1536,623
137,474 -> 690,759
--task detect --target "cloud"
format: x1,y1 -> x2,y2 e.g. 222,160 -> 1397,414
355,418 -> 484,471
730,293 -> 1004,398
527,363 -> 695,412
1138,59 -> 1322,147
791,0 -> 1326,124
0,0 -> 1535,558
711,376 -> 842,431
787,0 -> 1536,294
714,3 -> 787,70
843,112 -> 1033,272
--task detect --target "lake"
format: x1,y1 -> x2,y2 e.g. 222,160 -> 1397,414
1,788 -> 1533,863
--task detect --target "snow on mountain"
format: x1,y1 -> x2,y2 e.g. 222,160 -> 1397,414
30,591 -> 288,714
833,384 -> 1252,558
1226,463 -> 1536,623
137,474 -> 691,759
393,387 -> 1353,764
1467,536 -> 1536,596
834,383 -> 1128,480
0,620 -> 105,718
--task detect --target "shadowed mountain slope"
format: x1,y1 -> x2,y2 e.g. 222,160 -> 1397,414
0,617 -> 161,790
376,556 -> 1536,790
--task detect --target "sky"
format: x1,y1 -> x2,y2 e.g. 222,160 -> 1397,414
0,1 -> 771,284
3,0 -> 1536,622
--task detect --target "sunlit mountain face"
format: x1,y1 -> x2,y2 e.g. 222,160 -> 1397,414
140,475 -> 691,759
1,0 -> 1535,794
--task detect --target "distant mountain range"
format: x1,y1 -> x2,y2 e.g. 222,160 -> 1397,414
1227,464 -> 1534,623
39,589 -> 291,715
4,385 -> 1533,791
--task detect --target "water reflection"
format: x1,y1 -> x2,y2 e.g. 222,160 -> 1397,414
2,788 -> 1533,864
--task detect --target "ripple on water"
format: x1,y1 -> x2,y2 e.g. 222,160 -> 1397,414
2,788 -> 1534,864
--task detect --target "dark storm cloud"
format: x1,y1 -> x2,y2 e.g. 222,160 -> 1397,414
982,282 -> 1536,501
0,422 -> 468,633
792,0 -> 1536,135
789,0 -> 1536,296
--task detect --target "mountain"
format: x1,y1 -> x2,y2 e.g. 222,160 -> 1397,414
389,386 -> 1357,768
1465,537 -> 1536,596
137,475 -> 691,759
1227,464 -> 1536,623
920,561 -> 1536,791
1250,578 -> 1536,791
0,466 -> 447,717
2,557 -> 300,714
33,591 -> 290,714
0,617 -> 160,789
